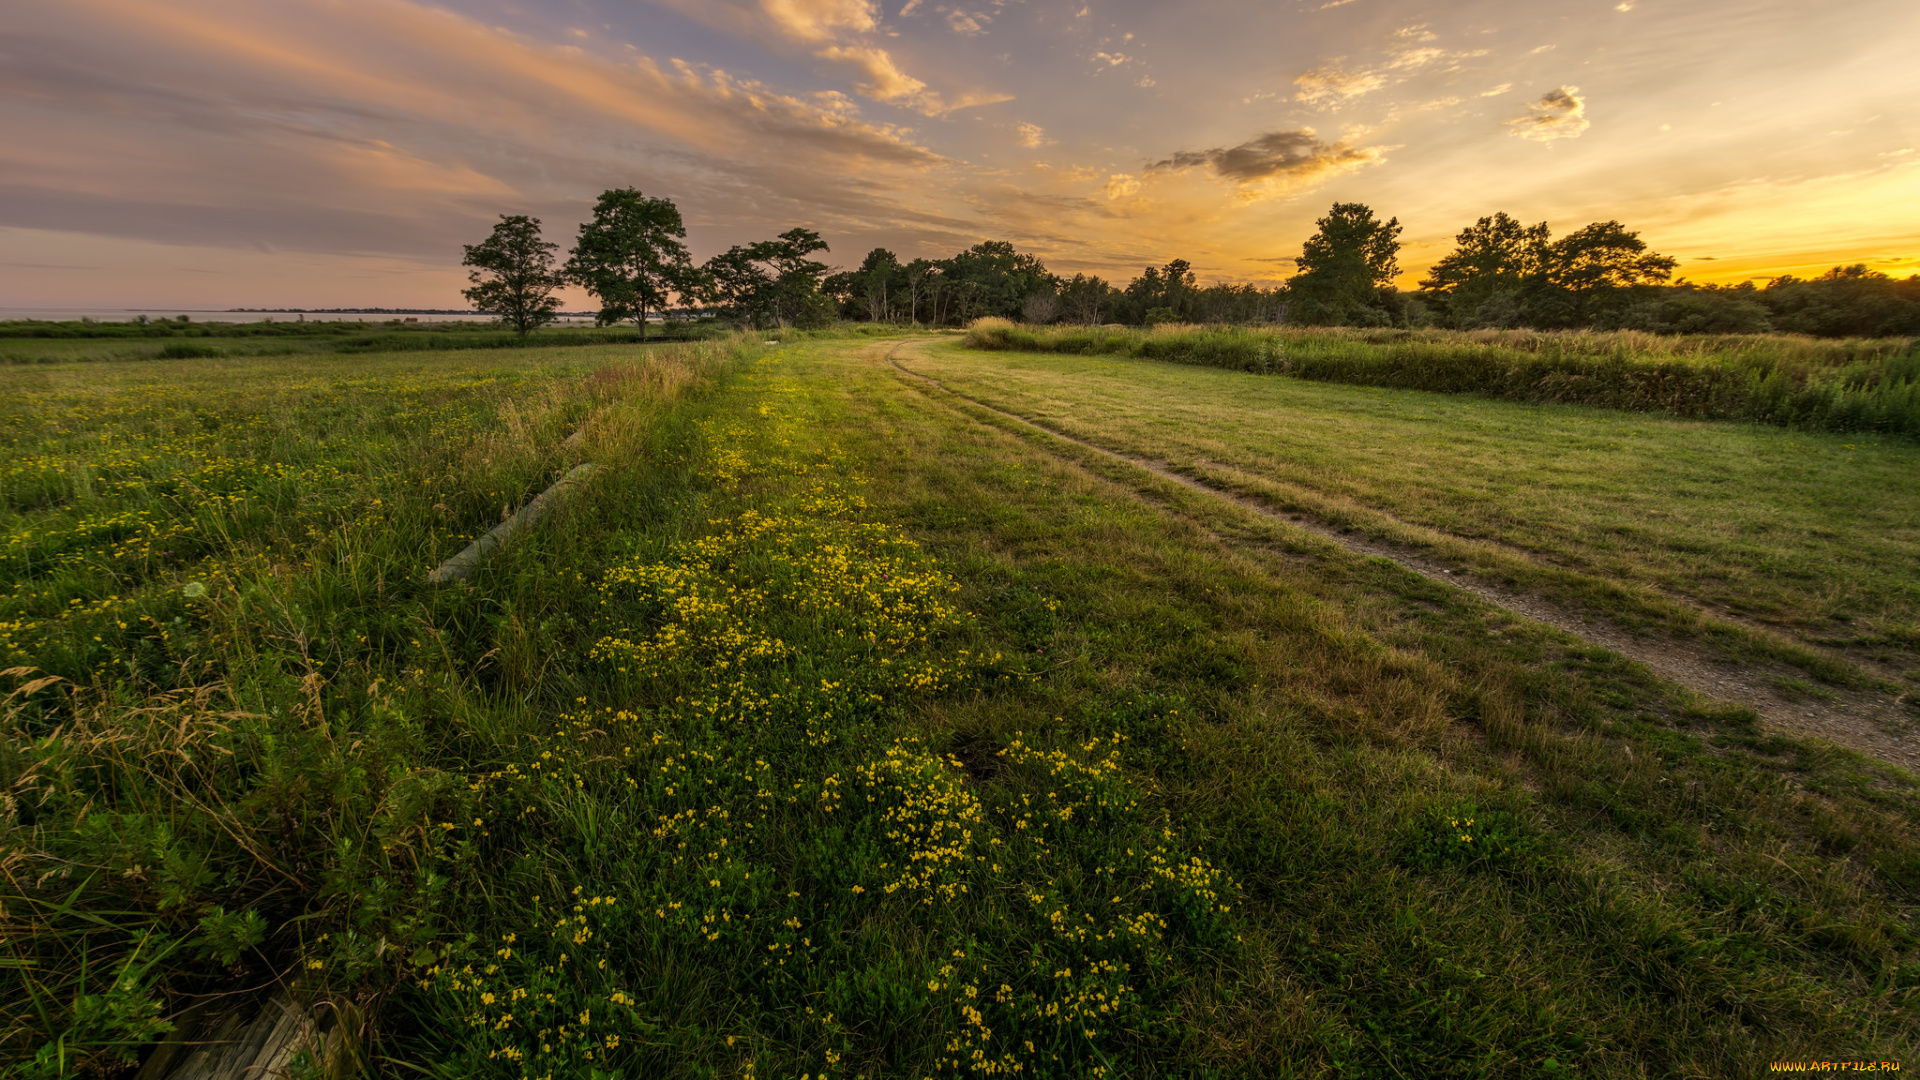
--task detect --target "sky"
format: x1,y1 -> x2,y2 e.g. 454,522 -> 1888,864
3,0 -> 1918,309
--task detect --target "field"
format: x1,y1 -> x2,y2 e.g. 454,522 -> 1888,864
3,327 -> 1918,1078
964,321 -> 1920,440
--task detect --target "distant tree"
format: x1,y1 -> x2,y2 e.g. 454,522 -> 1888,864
1288,203 -> 1403,325
461,215 -> 563,336
945,241 -> 1056,322
904,259 -> 936,325
701,246 -> 774,325
1059,273 -> 1115,325
565,188 -> 694,338
1420,213 -> 1551,328
1125,260 -> 1199,323
1763,265 -> 1920,337
1619,283 -> 1772,334
754,228 -> 836,328
1544,221 -> 1678,294
700,228 -> 836,328
1021,289 -> 1060,324
854,247 -> 903,322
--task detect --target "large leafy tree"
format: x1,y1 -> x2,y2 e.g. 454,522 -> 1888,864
1420,213 -> 1552,327
700,228 -> 837,329
944,241 -> 1056,322
1288,202 -> 1403,325
1530,221 -> 1677,327
564,188 -> 694,338
460,215 -> 564,336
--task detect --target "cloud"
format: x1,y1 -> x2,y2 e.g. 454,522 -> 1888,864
1103,173 -> 1141,200
1092,51 -> 1133,67
946,10 -> 990,35
1479,83 -> 1513,97
758,0 -> 880,43
1147,129 -> 1384,194
1292,64 -> 1385,103
0,0 -> 961,270
1506,85 -> 1590,142
1293,25 -> 1481,105
1016,122 -> 1053,148
816,45 -> 927,102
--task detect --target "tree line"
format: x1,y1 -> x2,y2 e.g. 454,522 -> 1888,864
463,191 -> 1920,338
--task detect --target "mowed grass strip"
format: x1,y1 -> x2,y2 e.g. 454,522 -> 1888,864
5,335 -> 1916,1079
839,339 -> 1920,1074
908,340 -> 1920,687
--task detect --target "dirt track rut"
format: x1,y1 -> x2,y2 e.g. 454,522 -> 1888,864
880,341 -> 1918,773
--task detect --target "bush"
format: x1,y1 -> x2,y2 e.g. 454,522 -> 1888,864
157,342 -> 225,359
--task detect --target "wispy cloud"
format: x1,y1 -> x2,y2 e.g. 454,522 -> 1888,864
1506,85 -> 1590,142
1293,24 -> 1482,105
946,10 -> 990,35
1015,121 -> 1053,148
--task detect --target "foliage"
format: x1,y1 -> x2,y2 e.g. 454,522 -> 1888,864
702,229 -> 837,329
565,189 -> 696,337
462,215 -> 565,337
1287,203 -> 1404,327
1764,265 -> 1920,338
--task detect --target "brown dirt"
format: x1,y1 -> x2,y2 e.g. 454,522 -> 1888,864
881,341 -> 1919,773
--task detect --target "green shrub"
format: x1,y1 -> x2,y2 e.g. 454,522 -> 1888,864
157,342 -> 224,359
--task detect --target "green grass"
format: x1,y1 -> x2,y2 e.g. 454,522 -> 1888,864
965,320 -> 1920,440
911,339 -> 1920,684
2,335 -> 1916,1078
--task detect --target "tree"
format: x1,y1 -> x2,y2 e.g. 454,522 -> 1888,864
904,259 -> 936,326
565,188 -> 694,339
1021,289 -> 1060,324
752,228 -> 836,328
1420,213 -> 1551,328
461,215 -> 563,336
699,228 -> 836,329
1288,203 -> 1403,325
1060,273 -> 1115,325
854,247 -> 902,322
701,246 -> 774,325
945,241 -> 1056,322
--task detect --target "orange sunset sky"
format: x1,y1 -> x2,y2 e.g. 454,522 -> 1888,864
3,0 -> 1917,309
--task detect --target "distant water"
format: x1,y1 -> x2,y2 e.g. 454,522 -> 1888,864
0,308 -> 603,325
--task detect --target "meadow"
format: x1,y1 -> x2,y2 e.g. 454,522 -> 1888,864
2,327 -> 1917,1078
964,321 -> 1920,440
920,338 -> 1920,690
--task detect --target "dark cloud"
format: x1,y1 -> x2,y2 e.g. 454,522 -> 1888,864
1505,86 -> 1589,141
1147,130 -> 1381,184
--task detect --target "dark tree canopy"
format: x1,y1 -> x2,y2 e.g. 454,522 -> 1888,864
460,215 -> 563,336
1288,202 -> 1404,325
1420,213 -> 1552,327
564,188 -> 694,338
461,189 -> 1911,338
701,228 -> 836,329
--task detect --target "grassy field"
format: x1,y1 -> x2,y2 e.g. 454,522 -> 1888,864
926,338 -> 1920,689
0,320 -> 737,366
3,331 -> 1917,1078
964,321 -> 1920,441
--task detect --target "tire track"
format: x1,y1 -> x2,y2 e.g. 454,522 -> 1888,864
879,341 -> 1918,772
